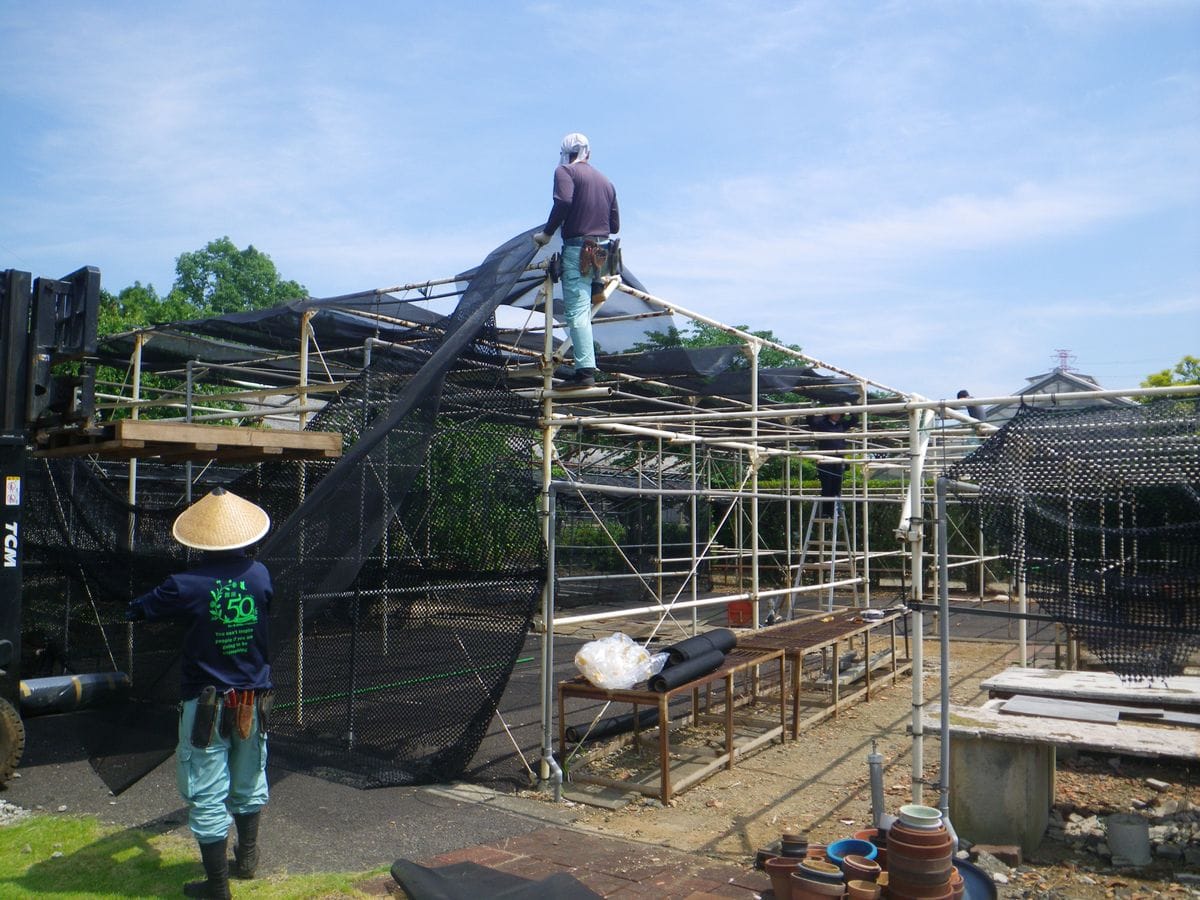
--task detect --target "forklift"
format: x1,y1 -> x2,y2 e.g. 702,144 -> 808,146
0,265 -> 106,785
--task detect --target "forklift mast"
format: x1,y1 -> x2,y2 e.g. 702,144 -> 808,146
0,265 -> 100,708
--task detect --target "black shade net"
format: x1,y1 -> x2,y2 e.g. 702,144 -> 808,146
947,398 -> 1200,680
20,229 -> 547,791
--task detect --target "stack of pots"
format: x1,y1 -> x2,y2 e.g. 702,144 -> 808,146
790,858 -> 845,899
884,806 -> 956,900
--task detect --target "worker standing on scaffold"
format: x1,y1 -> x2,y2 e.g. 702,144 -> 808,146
533,132 -> 620,390
128,488 -> 274,899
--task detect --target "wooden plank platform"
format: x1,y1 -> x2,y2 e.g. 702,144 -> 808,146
35,419 -> 343,463
926,698 -> 1200,760
981,666 -> 1200,710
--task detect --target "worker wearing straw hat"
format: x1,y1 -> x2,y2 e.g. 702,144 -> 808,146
128,487 -> 273,899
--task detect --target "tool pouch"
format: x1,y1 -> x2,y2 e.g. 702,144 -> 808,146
256,690 -> 275,735
219,691 -> 234,739
606,238 -> 622,277
579,238 -> 609,277
236,692 -> 255,740
191,686 -> 219,748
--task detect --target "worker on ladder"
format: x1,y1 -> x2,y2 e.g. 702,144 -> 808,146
808,410 -> 858,517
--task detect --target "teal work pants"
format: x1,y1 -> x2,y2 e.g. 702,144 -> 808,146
176,696 -> 269,843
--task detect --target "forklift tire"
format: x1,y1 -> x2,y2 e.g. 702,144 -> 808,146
0,697 -> 24,786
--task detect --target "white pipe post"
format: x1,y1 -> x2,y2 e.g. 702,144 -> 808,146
537,271 -> 559,792
748,342 -> 761,629
907,407 -> 927,804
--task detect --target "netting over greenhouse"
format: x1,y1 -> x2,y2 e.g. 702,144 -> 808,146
948,398 -> 1200,680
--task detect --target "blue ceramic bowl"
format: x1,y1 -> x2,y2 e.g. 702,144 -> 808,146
825,837 -> 878,865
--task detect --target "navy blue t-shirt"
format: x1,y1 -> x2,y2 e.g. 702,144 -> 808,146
543,161 -> 620,240
133,551 -> 273,699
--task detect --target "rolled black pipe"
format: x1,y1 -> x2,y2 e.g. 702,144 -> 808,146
665,628 -> 736,664
565,707 -> 660,744
650,648 -> 725,692
19,672 -> 131,716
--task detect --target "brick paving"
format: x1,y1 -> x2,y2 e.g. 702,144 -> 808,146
371,825 -> 771,899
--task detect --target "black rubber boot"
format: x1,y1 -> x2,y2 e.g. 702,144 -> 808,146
183,836 -> 231,899
559,368 -> 596,390
231,811 -> 260,879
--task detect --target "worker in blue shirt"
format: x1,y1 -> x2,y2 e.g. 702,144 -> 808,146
129,487 -> 273,899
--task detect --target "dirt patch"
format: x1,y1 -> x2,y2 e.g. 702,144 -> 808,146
552,640 -> 1200,898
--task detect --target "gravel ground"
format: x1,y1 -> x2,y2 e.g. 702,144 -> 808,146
556,638 -> 1200,899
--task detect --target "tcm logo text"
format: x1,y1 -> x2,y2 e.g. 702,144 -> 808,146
3,522 -> 17,568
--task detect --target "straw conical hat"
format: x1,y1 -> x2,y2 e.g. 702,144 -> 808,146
172,487 -> 270,551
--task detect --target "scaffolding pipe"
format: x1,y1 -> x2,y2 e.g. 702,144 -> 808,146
537,271 -> 559,793
749,342 -> 761,628
907,406 -> 927,805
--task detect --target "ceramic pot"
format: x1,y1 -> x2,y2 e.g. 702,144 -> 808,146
805,842 -> 828,860
886,868 -> 954,899
827,838 -> 878,866
763,855 -> 802,898
790,871 -> 847,897
887,823 -> 951,847
781,833 -> 810,858
897,804 -> 942,828
949,867 -> 964,900
841,853 -> 882,883
883,880 -> 953,900
847,880 -> 882,900
798,857 -> 844,883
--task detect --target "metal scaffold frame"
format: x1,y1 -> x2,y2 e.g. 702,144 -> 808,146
84,260 -> 1199,802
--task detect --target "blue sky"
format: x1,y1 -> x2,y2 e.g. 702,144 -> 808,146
2,1 -> 1197,400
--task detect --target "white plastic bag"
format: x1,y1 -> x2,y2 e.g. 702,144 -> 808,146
574,632 -> 669,690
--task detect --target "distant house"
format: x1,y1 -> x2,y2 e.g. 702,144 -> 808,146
984,367 -> 1138,426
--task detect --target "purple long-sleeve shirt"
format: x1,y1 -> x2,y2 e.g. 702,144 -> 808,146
543,161 -> 619,239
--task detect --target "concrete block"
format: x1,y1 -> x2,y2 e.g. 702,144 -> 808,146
949,735 -> 1055,856
970,843 -> 1022,867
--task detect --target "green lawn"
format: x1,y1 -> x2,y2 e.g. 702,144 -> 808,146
0,813 -> 393,898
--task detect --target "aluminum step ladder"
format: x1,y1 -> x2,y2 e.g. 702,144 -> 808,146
788,498 -> 860,615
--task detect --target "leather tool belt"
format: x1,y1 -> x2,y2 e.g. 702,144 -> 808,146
579,238 -> 609,276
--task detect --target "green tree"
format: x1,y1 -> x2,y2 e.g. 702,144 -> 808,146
169,236 -> 306,316
97,238 -> 308,338
1142,355 -> 1200,389
632,320 -> 803,367
98,282 -> 193,336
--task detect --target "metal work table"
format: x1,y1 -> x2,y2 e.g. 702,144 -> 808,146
736,607 -> 911,738
558,647 -> 785,804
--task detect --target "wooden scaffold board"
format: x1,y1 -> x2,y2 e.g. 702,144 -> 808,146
35,419 -> 343,463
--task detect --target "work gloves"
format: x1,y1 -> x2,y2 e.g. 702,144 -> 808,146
532,231 -> 551,248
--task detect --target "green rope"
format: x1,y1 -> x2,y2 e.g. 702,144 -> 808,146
274,655 -> 535,710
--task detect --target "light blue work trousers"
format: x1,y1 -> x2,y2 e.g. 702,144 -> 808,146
561,238 -> 598,372
176,696 -> 269,843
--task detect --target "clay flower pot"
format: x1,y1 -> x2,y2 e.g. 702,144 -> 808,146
887,822 -> 951,847
763,855 -> 802,898
847,880 -> 882,900
797,857 -> 844,883
781,830 -> 810,857
827,838 -> 877,866
790,871 -> 847,897
804,841 -> 827,860
841,853 -> 882,883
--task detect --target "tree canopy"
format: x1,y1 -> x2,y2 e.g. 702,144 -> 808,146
98,237 -> 306,336
1141,355 -> 1200,389
633,320 -> 803,368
